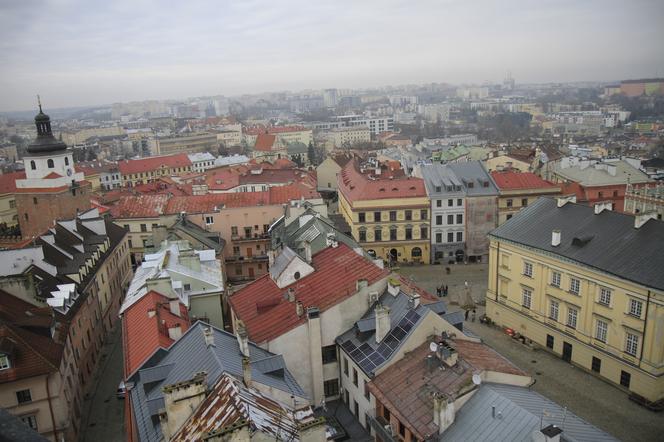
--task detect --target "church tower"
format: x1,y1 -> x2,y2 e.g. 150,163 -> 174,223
15,102 -> 91,238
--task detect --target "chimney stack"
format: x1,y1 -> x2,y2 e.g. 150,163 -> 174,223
296,301 -> 304,317
551,229 -> 561,247
634,212 -> 657,229
412,293 -> 421,309
432,393 -> 456,434
375,304 -> 391,344
169,300 -> 180,317
594,201 -> 612,214
303,240 -> 312,263
236,320 -> 250,357
242,356 -> 252,387
168,324 -> 182,340
203,327 -> 215,347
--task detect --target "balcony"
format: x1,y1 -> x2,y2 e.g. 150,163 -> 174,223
231,233 -> 270,243
366,412 -> 396,442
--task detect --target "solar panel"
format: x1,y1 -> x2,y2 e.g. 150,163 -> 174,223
404,310 -> 420,323
392,328 -> 407,340
341,341 -> 355,352
401,322 -> 414,333
359,343 -> 373,355
350,348 -> 363,359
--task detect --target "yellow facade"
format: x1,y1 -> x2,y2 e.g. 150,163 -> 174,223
497,190 -> 560,225
485,154 -> 532,173
121,164 -> 193,187
486,238 -> 664,402
0,193 -> 18,226
338,192 -> 430,264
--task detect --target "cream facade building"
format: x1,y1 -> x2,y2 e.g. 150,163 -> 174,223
486,197 -> 664,403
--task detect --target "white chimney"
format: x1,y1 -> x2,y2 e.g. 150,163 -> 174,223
169,300 -> 180,317
303,240 -> 312,263
168,325 -> 182,340
634,212 -> 657,229
375,304 -> 391,344
556,195 -> 576,207
242,356 -> 252,387
594,201 -> 612,214
606,164 -> 617,176
296,301 -> 304,317
551,230 -> 561,247
432,394 -> 455,434
203,327 -> 215,347
147,309 -> 156,318
236,320 -> 250,357
412,293 -> 421,309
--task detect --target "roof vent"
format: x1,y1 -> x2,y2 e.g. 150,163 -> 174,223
556,195 -> 576,207
634,212 -> 657,229
551,230 -> 561,247
571,235 -> 594,247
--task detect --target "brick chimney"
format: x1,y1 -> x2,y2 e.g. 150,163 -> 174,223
159,372 -> 207,440
235,320 -> 250,357
432,393 -> 455,434
242,356 -> 252,387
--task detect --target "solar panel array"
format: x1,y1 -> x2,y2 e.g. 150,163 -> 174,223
340,309 -> 422,375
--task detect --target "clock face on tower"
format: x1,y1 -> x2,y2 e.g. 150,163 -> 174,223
67,169 -> 72,177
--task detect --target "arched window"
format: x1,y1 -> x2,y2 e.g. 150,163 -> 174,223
47,159 -> 54,168
412,247 -> 422,258
64,157 -> 69,166
30,160 -> 36,170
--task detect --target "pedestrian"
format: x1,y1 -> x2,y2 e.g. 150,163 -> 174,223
471,309 -> 476,322
464,310 -> 469,321
444,285 -> 448,296
436,286 -> 442,297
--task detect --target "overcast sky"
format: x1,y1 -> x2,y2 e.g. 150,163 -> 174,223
1,0 -> 663,111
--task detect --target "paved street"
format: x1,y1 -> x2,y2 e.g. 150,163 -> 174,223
80,325 -> 125,442
396,263 -> 664,442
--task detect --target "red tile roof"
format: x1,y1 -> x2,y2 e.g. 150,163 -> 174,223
0,172 -> 23,195
490,171 -> 560,191
43,172 -> 64,179
338,159 -> 426,202
118,153 -> 192,175
273,158 -> 297,168
254,134 -> 277,152
122,290 -> 190,377
245,125 -> 308,135
109,194 -> 171,219
230,243 -> 389,343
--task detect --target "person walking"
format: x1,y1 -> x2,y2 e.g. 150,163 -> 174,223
471,309 -> 476,322
464,310 -> 469,321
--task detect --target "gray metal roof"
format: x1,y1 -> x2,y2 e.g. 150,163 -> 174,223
336,290 -> 453,377
447,161 -> 499,196
129,322 -> 306,442
268,246 -> 298,280
490,197 -> 664,291
441,383 -> 618,442
420,164 -> 467,197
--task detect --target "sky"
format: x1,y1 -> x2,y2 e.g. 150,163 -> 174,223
1,0 -> 663,111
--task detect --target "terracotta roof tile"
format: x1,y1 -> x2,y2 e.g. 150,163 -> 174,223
230,243 -> 389,343
0,172 -> 23,195
254,134 -> 277,151
338,159 -> 426,201
118,153 -> 192,175
109,194 -> 171,219
491,171 -> 560,191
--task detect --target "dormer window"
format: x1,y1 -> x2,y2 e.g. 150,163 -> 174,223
64,157 -> 69,166
47,159 -> 54,168
0,354 -> 10,370
30,160 -> 36,170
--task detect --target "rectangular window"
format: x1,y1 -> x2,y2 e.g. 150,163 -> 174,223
506,199 -> 513,207
231,226 -> 238,235
235,265 -> 242,276
20,415 -> 38,431
625,332 -> 639,356
567,307 -> 578,329
436,200 -> 442,207
457,198 -> 462,206
596,319 -> 608,343
436,215 -> 443,225
389,211 -> 397,221
16,389 -> 32,404
375,229 -> 382,241
628,299 -> 643,318
399,421 -> 406,437
591,356 -> 601,373
324,379 -> 339,397
123,224 -> 130,231
447,232 -> 454,243
140,224 -> 147,232
405,228 -> 412,240
183,283 -> 191,291
405,210 -> 412,221
455,231 -> 462,242
549,300 -> 559,321
420,226 -> 428,239
569,278 -> 580,295
521,198 -> 528,207
358,212 -> 366,223
447,214 -> 454,225
546,334 -> 554,349
390,228 -> 397,241
0,355 -> 10,370
343,357 -> 349,376
374,212 -> 381,222
233,246 -> 240,255
599,287 -> 611,306
456,214 -> 463,224
448,199 -> 453,207
364,380 -> 371,400
436,233 -> 442,243
322,345 -> 337,364
551,271 -> 561,287
352,368 -> 358,387
620,370 -> 631,388
205,216 -> 214,225
523,262 -> 533,278
522,288 -> 532,309
359,230 -> 366,242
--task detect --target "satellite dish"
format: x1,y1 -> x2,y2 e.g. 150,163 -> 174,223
429,342 -> 438,352
472,374 -> 482,385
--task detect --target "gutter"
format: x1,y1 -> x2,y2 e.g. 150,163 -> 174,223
639,290 -> 651,367
45,373 -> 59,441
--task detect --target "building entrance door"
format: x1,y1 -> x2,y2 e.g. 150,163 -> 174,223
562,342 -> 573,363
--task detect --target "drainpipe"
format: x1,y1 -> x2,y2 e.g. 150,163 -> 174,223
639,290 -> 651,368
45,373 -> 59,441
494,241 -> 500,302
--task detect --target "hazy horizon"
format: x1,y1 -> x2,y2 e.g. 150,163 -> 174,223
2,0 -> 663,112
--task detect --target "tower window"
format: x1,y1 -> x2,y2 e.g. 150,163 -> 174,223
65,157 -> 69,166
47,159 -> 54,168
30,160 -> 36,170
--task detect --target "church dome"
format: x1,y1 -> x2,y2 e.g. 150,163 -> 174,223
27,103 -> 68,155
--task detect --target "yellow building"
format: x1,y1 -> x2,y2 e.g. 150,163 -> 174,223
491,170 -> 561,225
0,172 -> 20,226
155,132 -> 218,155
486,197 -> 664,403
338,159 -> 430,264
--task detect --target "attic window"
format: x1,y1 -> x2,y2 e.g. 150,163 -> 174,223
482,181 -> 489,188
392,187 -> 398,191
409,186 -> 416,190
572,235 -> 594,247
467,182 -> 474,188
350,185 -> 355,190
379,188 -> 385,192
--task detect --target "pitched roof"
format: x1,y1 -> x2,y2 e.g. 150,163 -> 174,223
490,197 -> 664,290
491,171 -> 560,191
118,153 -> 192,175
0,171 -> 24,194
367,338 -> 525,440
109,194 -> 171,219
230,243 -> 389,343
171,373 -> 317,442
442,383 -> 618,442
122,290 -> 190,378
338,159 -> 426,202
554,159 -> 651,186
254,133 -> 277,151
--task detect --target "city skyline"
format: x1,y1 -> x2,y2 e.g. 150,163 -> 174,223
1,0 -> 664,112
